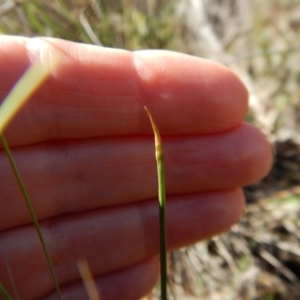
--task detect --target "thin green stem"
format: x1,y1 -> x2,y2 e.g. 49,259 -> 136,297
0,283 -> 12,300
0,134 -> 62,300
144,107 -> 167,300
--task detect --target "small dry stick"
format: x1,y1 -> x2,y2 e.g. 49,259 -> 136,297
144,107 -> 167,300
77,259 -> 101,300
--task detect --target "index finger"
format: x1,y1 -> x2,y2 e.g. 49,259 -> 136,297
0,36 -> 248,146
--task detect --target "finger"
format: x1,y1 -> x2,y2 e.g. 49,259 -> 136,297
0,189 -> 244,299
0,123 -> 271,230
41,258 -> 159,300
0,36 -> 248,146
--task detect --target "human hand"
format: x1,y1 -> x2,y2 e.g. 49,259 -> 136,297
0,36 -> 272,300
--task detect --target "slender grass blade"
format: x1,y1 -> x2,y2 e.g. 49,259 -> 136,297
0,135 -> 62,300
0,283 -> 12,300
77,259 -> 101,300
0,55 -> 62,299
144,107 -> 167,300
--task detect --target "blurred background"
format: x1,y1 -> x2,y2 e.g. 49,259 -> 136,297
1,0 -> 300,299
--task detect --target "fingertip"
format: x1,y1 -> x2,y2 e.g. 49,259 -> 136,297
133,51 -> 249,134
169,189 -> 246,244
237,123 -> 273,185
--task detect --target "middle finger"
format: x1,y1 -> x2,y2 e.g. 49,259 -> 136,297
0,123 -> 271,230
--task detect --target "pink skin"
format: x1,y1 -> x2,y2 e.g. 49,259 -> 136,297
0,36 -> 272,300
